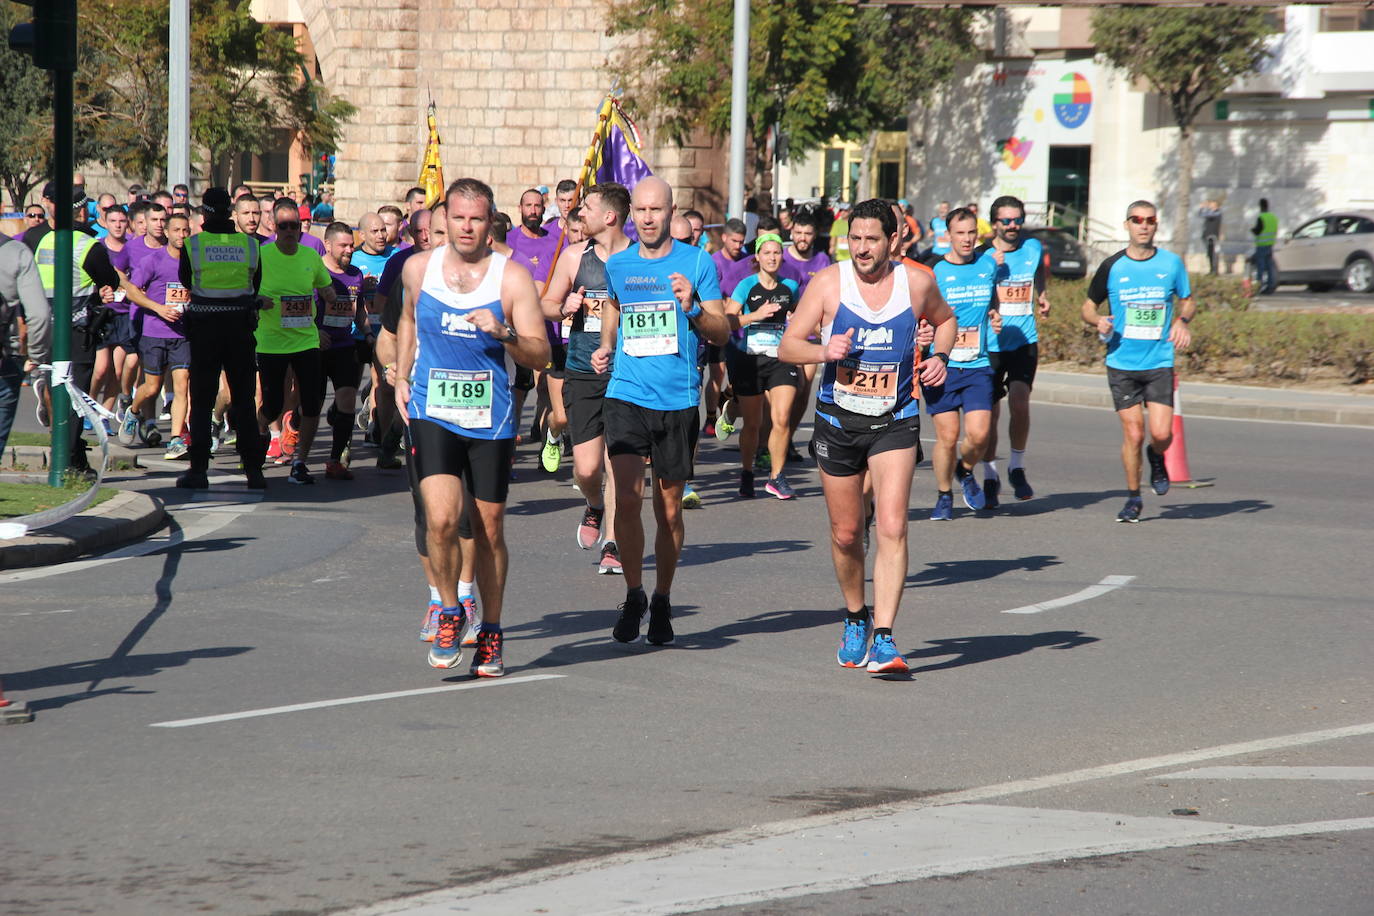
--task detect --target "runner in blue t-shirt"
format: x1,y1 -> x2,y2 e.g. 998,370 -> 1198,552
591,177 -> 729,648
978,194 -> 1050,507
928,207 -> 1002,520
394,177 -> 550,677
1081,199 -> 1195,523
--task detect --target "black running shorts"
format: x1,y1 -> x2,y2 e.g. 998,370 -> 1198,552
724,347 -> 799,398
809,413 -> 920,478
1106,366 -> 1173,411
408,417 -> 515,503
562,371 -> 609,446
988,342 -> 1038,401
604,397 -> 699,482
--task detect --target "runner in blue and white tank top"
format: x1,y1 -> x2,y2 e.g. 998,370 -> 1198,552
780,199 -> 955,675
395,177 -> 550,679
539,182 -> 634,574
977,195 -> 1050,507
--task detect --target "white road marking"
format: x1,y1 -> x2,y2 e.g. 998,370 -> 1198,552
1002,574 -> 1135,614
0,608 -> 77,618
1039,399 -> 1373,431
347,720 -> 1374,916
0,502 -> 253,584
1162,766 -> 1374,781
148,673 -> 566,728
349,809 -> 1374,916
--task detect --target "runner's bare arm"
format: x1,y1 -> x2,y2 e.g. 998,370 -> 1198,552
495,259 -> 552,371
913,268 -> 956,386
539,242 -> 579,321
778,265 -> 836,365
592,297 -> 620,374
392,251 -> 428,422
1169,295 -> 1195,349
1081,295 -> 1112,335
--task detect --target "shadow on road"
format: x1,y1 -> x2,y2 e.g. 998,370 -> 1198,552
1155,499 -> 1272,520
907,630 -> 1099,673
909,554 -> 1060,588
679,538 -> 812,566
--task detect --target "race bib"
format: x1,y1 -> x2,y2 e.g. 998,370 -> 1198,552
361,275 -> 379,311
164,282 -> 190,307
1123,302 -> 1166,340
951,325 -> 982,363
745,321 -> 784,357
833,359 -> 898,416
621,301 -> 678,357
425,368 -> 493,428
279,295 -> 313,328
581,292 -> 607,334
323,290 -> 356,327
997,281 -> 1033,317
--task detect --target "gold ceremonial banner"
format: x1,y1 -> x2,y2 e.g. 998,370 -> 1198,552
419,100 -> 445,208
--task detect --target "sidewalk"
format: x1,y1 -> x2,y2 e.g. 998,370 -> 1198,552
1033,370 -> 1374,427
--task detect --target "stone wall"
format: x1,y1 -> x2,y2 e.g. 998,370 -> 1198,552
297,0 -> 727,223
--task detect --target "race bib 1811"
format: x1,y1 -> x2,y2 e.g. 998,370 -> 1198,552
621,301 -> 678,357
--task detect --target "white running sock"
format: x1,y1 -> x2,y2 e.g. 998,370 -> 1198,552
458,580 -> 475,600
1009,448 -> 1025,471
983,460 -> 999,480
428,585 -> 441,603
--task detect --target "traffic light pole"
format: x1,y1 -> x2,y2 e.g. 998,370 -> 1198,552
48,61 -> 73,485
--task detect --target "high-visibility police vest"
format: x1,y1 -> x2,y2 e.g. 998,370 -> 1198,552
35,230 -> 98,300
186,232 -> 259,306
1255,211 -> 1278,248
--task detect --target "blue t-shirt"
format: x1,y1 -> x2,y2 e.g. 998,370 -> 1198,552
1088,248 -> 1191,372
605,240 -> 722,411
981,237 -> 1043,352
930,217 -> 951,255
932,254 -> 999,369
351,245 -> 395,314
728,273 -> 798,357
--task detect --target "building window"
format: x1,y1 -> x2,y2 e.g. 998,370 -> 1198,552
1318,6 -> 1374,31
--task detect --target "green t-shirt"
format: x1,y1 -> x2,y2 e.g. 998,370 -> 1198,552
256,243 -> 332,354
832,218 -> 851,261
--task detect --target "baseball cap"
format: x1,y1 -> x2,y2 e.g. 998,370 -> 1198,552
537,185 -> 549,195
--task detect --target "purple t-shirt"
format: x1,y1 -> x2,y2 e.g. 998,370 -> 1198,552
125,235 -> 166,273
782,246 -> 832,296
507,225 -> 560,284
267,231 -> 326,255
317,264 -> 363,350
711,248 -> 748,288
102,238 -> 133,314
130,245 -> 187,339
720,254 -> 806,302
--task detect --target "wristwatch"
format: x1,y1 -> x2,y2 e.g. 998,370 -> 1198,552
1179,315 -> 1192,324
500,321 -> 518,341
933,351 -> 950,365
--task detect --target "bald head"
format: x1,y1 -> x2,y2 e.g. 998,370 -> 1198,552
630,177 -> 674,249
670,215 -> 693,243
361,212 -> 387,254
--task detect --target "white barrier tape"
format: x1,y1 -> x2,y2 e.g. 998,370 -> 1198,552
0,371 -> 113,540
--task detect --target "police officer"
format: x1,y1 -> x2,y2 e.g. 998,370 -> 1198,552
0,235 -> 50,453
33,195 -> 123,474
176,187 -> 267,490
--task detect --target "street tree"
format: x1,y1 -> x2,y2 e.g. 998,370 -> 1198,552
605,0 -> 975,204
1093,7 -> 1274,254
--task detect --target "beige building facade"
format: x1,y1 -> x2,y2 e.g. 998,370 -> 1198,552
253,0 -> 727,223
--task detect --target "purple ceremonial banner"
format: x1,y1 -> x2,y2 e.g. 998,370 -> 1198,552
596,120 -> 653,189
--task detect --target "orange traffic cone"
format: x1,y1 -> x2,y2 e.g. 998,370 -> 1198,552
0,677 -> 34,724
1164,374 -> 1214,489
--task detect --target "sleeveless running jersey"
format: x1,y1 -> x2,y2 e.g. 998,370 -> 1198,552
408,249 -> 516,440
816,262 -> 919,432
565,240 -> 612,376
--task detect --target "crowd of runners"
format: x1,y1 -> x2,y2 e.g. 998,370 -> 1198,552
1,174 -> 1194,681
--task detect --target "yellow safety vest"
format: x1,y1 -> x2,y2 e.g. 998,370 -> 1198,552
187,232 -> 259,299
1255,212 -> 1278,248
35,230 -> 98,300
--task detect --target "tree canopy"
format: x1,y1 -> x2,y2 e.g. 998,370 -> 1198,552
605,0 -> 976,197
1093,7 -> 1274,251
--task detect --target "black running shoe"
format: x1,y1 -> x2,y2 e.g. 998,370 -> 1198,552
175,470 -> 209,490
983,477 -> 1000,510
646,592 -> 674,645
612,590 -> 647,643
1008,468 -> 1034,501
739,469 -> 755,499
1116,497 -> 1143,523
1146,446 -> 1170,496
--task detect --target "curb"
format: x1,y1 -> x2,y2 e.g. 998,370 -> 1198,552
0,489 -> 167,570
1032,373 -> 1374,427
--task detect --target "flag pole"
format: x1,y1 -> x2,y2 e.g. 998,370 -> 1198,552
540,94 -> 615,298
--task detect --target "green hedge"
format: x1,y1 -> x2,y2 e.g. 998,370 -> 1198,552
1041,276 -> 1374,385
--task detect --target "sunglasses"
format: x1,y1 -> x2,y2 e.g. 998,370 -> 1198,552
25,211 -> 44,219
276,221 -> 301,231
1127,215 -> 1158,226
996,217 -> 1025,226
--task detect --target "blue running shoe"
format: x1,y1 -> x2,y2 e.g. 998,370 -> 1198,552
931,491 -> 953,521
1008,468 -> 1034,500
764,474 -> 796,500
427,611 -> 465,668
1146,446 -> 1170,496
983,477 -> 1000,510
419,600 -> 441,642
681,483 -> 702,508
959,472 -> 985,510
837,615 -> 871,668
866,633 -> 909,673
1116,497 -> 1143,524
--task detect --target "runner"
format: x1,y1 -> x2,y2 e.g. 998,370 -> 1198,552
779,198 -> 954,673
928,207 -> 1002,520
1080,200 -> 1194,523
540,183 -> 631,573
256,198 -> 337,485
123,212 -> 192,457
591,176 -> 729,645
724,232 -> 800,500
353,213 -> 400,466
703,218 -> 747,440
924,201 -> 952,265
395,177 -> 550,675
980,195 -> 1049,507
317,221 -> 370,480
379,205 -> 405,250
